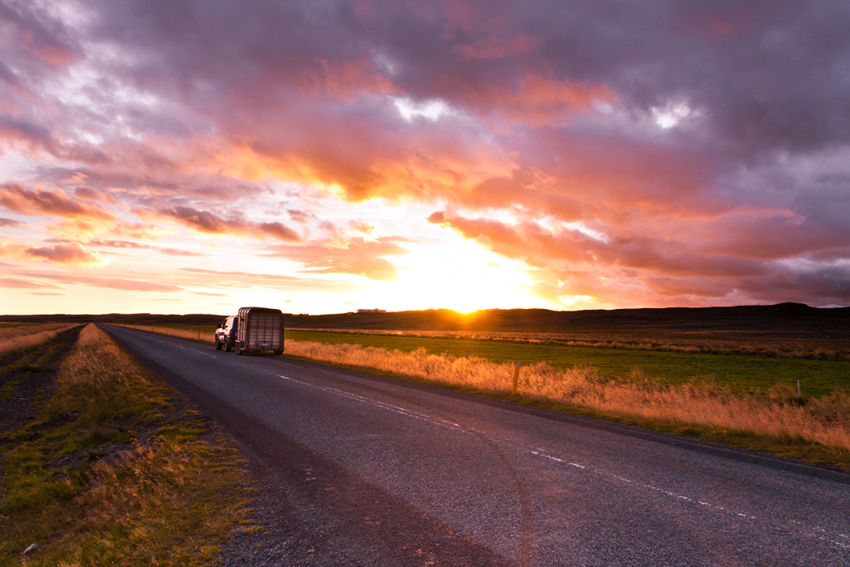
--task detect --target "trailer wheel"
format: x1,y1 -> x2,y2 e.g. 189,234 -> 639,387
235,343 -> 242,355
274,349 -> 283,355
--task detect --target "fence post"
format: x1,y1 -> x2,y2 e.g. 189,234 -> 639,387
512,362 -> 521,396
713,372 -> 716,390
797,378 -> 802,398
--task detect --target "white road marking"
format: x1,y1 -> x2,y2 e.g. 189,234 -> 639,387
529,450 -> 585,469
277,374 -> 463,431
530,448 -> 850,553
530,447 -> 757,519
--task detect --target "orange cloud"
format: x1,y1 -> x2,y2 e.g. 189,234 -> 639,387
497,74 -> 618,125
0,239 -> 103,265
264,237 -> 408,280
427,210 -> 770,284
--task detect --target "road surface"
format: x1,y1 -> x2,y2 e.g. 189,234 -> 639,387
104,325 -> 850,566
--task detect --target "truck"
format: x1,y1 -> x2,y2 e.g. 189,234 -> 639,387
233,306 -> 284,355
214,315 -> 238,352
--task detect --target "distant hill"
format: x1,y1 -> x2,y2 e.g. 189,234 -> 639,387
0,313 -> 225,327
3,303 -> 849,339
287,303 -> 850,337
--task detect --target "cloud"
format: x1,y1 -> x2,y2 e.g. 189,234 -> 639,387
180,268 -> 354,291
2,0 -> 850,309
348,219 -> 374,234
24,242 -> 103,265
157,206 -> 300,241
74,186 -> 119,204
288,209 -> 317,224
0,217 -> 25,228
159,247 -> 204,257
0,184 -> 115,221
264,237 -> 408,280
65,276 -> 183,292
427,208 -> 850,306
453,33 -> 541,62
85,239 -> 152,249
0,277 -> 62,289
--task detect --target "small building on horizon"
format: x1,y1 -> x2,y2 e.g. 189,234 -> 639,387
356,308 -> 386,313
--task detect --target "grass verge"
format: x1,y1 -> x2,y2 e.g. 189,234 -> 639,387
0,324 -> 256,566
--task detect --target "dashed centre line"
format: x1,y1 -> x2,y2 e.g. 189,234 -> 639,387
277,373 -> 463,431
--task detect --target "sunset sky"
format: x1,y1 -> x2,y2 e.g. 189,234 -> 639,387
2,0 -> 850,316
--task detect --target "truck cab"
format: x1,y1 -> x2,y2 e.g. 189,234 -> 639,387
214,316 -> 237,352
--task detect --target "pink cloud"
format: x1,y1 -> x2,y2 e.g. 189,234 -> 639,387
180,268 -> 355,292
0,217 -> 25,228
0,277 -> 62,289
0,184 -> 115,221
157,206 -> 300,242
454,34 -> 541,62
24,242 -> 102,265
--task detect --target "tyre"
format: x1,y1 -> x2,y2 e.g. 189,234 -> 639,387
225,340 -> 232,353
274,349 -> 283,355
215,339 -> 222,350
235,343 -> 241,355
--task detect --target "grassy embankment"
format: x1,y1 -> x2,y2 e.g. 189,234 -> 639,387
0,323 -> 80,356
0,324 -> 255,565
127,324 -> 850,469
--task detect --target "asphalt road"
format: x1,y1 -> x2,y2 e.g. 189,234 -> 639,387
104,325 -> 850,567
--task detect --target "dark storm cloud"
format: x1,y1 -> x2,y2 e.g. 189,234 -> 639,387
2,0 -> 850,306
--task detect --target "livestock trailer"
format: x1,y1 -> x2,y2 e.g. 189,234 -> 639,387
234,306 -> 284,355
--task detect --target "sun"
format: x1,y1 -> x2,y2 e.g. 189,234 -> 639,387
371,230 -> 541,312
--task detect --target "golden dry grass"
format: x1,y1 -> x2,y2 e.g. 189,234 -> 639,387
0,323 -> 79,354
53,322 -> 146,404
285,340 -> 850,455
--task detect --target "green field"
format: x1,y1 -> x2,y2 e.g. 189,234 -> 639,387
285,330 -> 850,396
